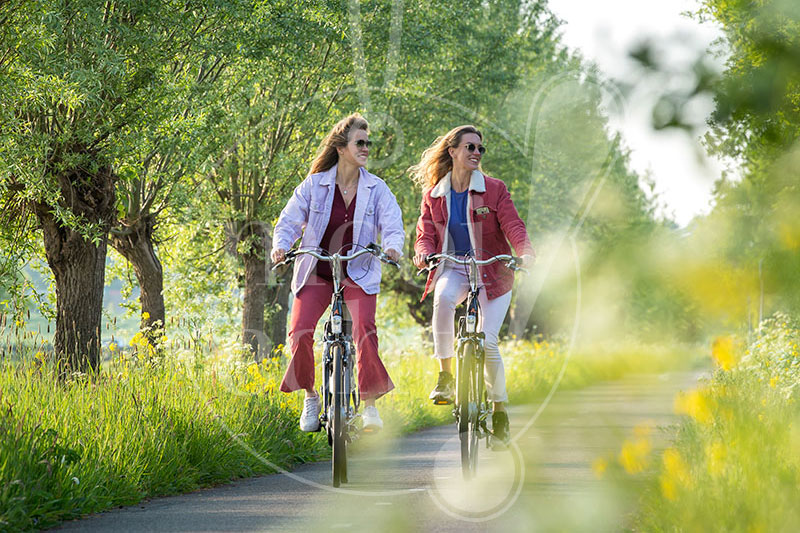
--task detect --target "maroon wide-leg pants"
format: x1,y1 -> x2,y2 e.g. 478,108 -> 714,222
279,274 -> 394,400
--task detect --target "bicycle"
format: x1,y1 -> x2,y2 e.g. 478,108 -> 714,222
418,253 -> 523,479
272,243 -> 398,487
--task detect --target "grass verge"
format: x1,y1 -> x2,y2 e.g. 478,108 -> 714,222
0,334 -> 700,531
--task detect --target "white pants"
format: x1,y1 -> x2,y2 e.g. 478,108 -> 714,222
431,264 -> 512,402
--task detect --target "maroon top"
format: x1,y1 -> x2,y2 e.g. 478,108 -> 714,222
316,186 -> 357,281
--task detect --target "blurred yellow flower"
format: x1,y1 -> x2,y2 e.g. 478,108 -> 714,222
129,332 -> 143,347
769,376 -> 778,388
108,341 -> 118,352
142,312 -> 150,320
592,457 -> 609,479
711,336 -> 736,371
660,477 -> 677,501
660,447 -> 691,501
674,389 -> 714,425
619,436 -> 651,474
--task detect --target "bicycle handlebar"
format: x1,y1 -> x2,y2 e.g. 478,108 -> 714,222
271,243 -> 399,271
416,253 -> 526,276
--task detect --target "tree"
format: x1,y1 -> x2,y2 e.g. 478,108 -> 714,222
696,0 -> 800,319
0,1 -> 257,370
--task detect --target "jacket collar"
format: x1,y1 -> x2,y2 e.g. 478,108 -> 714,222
430,169 -> 485,198
320,164 -> 376,188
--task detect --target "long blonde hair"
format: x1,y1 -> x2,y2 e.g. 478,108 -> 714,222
408,125 -> 483,190
308,113 -> 370,175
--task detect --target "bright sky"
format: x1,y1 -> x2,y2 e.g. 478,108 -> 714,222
547,0 -> 727,226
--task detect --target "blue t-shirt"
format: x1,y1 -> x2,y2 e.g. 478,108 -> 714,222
448,189 -> 471,255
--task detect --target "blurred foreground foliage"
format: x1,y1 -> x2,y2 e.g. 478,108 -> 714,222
634,314 -> 800,531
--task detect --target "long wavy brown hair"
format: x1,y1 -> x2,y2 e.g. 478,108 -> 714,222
408,125 -> 483,190
308,113 -> 370,175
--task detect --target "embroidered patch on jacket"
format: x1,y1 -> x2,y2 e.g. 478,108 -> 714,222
474,206 -> 490,215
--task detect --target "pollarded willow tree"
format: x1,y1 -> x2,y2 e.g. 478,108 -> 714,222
0,0 -> 273,371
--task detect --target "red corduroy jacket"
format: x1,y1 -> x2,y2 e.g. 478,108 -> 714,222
415,170 -> 534,301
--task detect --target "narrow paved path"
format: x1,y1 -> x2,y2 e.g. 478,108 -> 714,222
56,371 -> 704,532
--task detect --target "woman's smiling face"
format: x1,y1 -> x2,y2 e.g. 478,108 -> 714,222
449,132 -> 484,172
338,128 -> 370,168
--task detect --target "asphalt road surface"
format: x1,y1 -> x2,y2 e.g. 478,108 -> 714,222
56,371 -> 704,532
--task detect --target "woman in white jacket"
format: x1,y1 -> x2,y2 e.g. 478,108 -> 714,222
271,113 -> 404,432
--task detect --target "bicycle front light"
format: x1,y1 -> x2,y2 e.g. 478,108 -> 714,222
331,314 -> 343,334
466,314 -> 477,333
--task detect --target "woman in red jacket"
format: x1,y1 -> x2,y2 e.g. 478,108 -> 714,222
411,125 -> 534,445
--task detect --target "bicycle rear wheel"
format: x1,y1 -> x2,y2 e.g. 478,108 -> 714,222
458,342 -> 479,479
331,343 -> 347,487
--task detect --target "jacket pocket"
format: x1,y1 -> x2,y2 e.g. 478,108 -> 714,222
473,206 -> 499,234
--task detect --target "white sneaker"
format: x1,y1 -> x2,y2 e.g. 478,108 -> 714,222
299,395 -> 321,432
362,405 -> 383,432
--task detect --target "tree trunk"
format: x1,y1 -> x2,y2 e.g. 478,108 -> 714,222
110,214 -> 165,331
267,276 -> 292,354
509,291 -> 549,339
34,165 -> 116,373
242,245 -> 268,360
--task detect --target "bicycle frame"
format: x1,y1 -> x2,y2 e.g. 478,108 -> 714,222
319,263 -> 358,438
422,253 -> 520,478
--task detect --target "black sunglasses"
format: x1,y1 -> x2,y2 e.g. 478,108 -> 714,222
464,142 -> 486,155
355,139 -> 373,149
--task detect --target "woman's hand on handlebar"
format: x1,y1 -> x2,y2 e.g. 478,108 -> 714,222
385,248 -> 401,263
271,248 -> 286,264
412,253 -> 429,270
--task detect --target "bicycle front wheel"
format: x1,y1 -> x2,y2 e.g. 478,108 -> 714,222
331,343 -> 347,487
457,342 -> 479,479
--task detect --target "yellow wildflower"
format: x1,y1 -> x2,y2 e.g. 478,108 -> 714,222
129,332 -> 143,347
659,447 -> 692,501
711,336 -> 736,371
592,457 -> 608,479
619,436 -> 651,474
674,389 -> 713,425
142,312 -> 150,320
769,376 -> 778,388
660,476 -> 677,501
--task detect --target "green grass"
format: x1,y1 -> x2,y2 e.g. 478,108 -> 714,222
0,332 -> 699,531
0,349 -> 325,531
